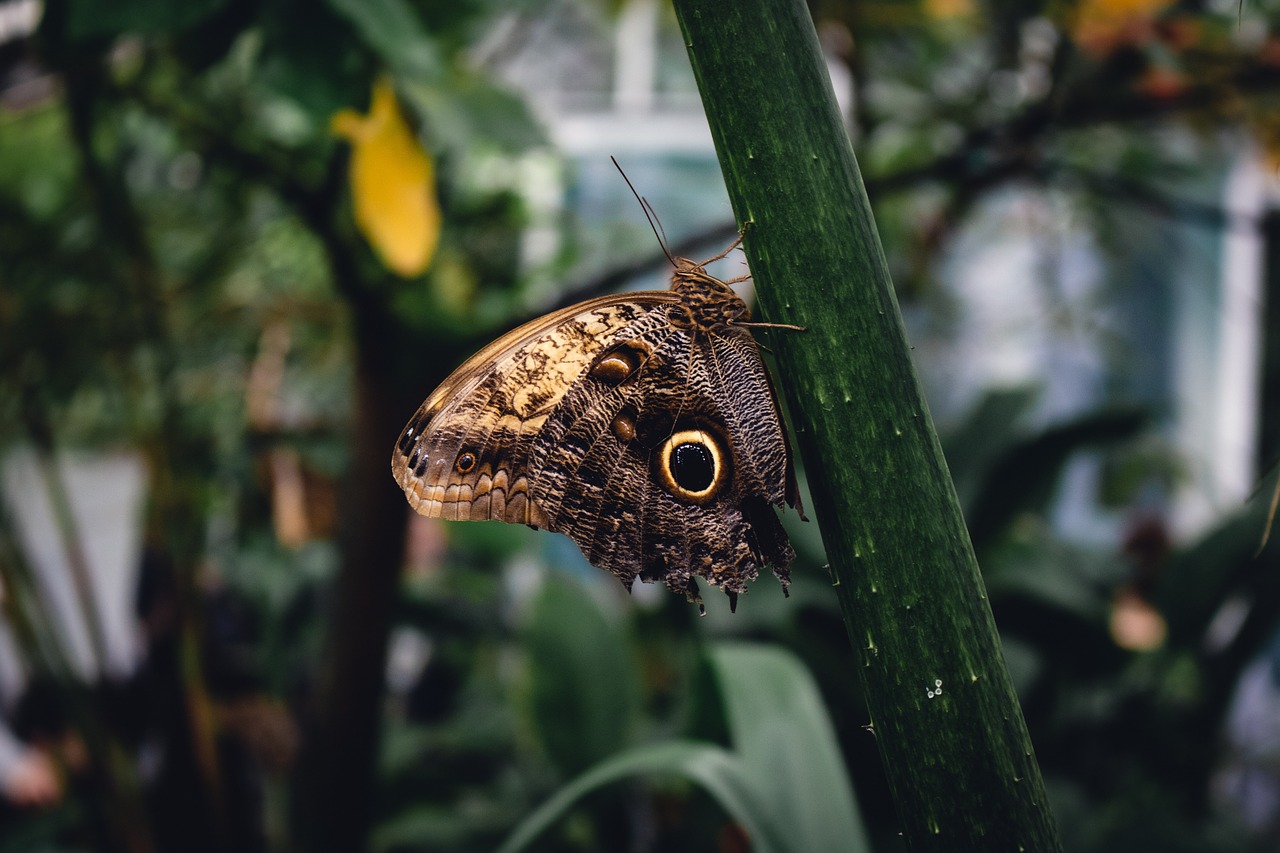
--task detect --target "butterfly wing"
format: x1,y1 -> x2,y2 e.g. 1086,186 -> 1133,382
528,320 -> 797,603
392,292 -> 678,526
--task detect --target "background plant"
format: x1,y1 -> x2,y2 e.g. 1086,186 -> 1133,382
0,0 -> 1277,851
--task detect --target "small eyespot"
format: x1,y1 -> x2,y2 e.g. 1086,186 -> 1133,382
591,354 -> 635,384
455,452 -> 477,474
397,417 -> 420,454
588,341 -> 648,385
612,412 -> 637,442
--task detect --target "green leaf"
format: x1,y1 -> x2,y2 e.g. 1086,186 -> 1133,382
500,642 -> 869,853
523,575 -> 640,775
962,406 -> 1149,552
707,643 -> 872,853
495,741 -> 791,853
1159,476 -> 1280,647
322,0 -> 443,80
371,806 -> 471,852
400,74 -> 548,155
258,0 -> 373,123
941,386 -> 1041,511
64,0 -> 228,42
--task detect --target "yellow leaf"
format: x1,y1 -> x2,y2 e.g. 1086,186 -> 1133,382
332,77 -> 441,277
1252,111 -> 1280,174
923,0 -> 974,21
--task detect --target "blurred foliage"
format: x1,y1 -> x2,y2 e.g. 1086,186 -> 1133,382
496,641 -> 869,853
0,0 -> 1278,851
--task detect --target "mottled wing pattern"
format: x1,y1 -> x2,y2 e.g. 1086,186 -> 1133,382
391,293 -> 678,526
529,320 -> 797,602
392,248 -> 802,609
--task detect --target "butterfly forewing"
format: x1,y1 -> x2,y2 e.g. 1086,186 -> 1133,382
547,322 -> 795,599
392,294 -> 677,526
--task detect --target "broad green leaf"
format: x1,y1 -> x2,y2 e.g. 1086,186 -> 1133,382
371,806 -> 470,852
258,0 -> 372,123
400,74 -> 548,156
961,406 -> 1149,552
323,0 -> 443,80
63,0 -> 227,41
707,643 -> 871,853
501,641 -> 868,853
522,575 -> 640,775
495,740 -> 791,853
941,386 -> 1040,510
1159,474 -> 1280,646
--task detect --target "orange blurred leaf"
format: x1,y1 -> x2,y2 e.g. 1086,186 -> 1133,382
1135,65 -> 1187,99
1072,0 -> 1174,56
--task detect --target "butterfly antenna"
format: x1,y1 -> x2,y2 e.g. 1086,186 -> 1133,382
612,156 -> 677,267
642,197 -> 673,258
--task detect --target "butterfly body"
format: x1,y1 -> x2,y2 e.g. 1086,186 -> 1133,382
392,250 -> 801,608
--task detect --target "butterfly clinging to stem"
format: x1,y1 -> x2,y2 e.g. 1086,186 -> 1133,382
392,161 -> 804,611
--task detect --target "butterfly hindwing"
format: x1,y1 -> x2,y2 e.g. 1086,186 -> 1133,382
528,319 -> 796,601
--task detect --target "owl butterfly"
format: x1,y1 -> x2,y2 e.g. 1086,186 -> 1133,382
392,199 -> 803,611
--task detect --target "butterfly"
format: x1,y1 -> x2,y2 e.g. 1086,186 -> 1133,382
392,198 -> 803,611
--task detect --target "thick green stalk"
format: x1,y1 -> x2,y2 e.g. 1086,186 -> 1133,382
672,1 -> 1063,849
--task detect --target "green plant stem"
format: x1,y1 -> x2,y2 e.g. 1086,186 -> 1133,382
671,1 -> 1063,849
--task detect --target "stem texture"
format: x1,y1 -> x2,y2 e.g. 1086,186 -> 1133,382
672,1 -> 1064,849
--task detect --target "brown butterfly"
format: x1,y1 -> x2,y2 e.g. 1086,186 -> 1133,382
392,210 -> 803,610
